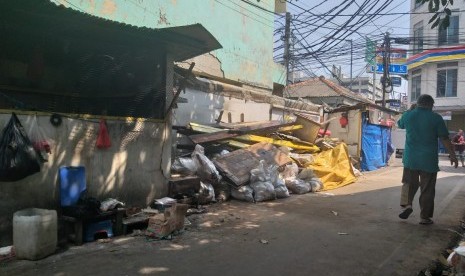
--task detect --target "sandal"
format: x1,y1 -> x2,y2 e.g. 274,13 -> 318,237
419,218 -> 434,225
399,207 -> 413,219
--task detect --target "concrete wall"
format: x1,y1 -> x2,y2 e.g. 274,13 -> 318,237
54,0 -> 286,88
326,110 -> 362,157
174,87 -> 271,126
0,112 -> 171,246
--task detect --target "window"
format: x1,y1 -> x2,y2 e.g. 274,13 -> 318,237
414,1 -> 424,9
438,15 -> 459,46
411,69 -> 421,101
437,62 -> 458,98
413,22 -> 423,54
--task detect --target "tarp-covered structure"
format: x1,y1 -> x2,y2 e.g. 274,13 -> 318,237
360,113 -> 394,171
327,103 -> 399,172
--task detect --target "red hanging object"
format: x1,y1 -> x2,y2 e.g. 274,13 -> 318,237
339,114 -> 349,128
96,119 -> 111,149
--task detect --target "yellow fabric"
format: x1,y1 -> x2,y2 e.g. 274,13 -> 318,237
307,143 -> 357,191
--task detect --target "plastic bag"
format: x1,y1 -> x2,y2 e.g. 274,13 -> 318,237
197,182 -> 216,204
96,119 -> 111,149
231,185 -> 254,202
289,153 -> 314,167
250,160 -> 270,183
0,113 -> 41,182
269,164 -> 289,198
281,162 -> 299,180
27,115 -> 52,162
100,198 -> 125,212
447,245 -> 465,274
298,168 -> 315,180
309,177 -> 324,192
171,157 -> 198,176
192,145 -> 221,184
285,179 -> 311,194
214,181 -> 231,202
250,181 -> 276,202
249,161 -> 276,202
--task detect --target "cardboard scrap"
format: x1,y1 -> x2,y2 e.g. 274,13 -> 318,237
145,203 -> 188,239
213,142 -> 292,187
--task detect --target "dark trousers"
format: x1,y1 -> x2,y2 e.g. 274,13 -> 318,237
400,168 -> 437,219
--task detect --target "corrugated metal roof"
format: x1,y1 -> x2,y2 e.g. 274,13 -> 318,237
2,0 -> 222,62
286,76 -> 372,104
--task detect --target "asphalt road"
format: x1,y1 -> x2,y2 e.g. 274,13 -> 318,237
3,158 -> 465,276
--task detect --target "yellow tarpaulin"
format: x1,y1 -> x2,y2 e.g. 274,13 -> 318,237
306,143 -> 357,191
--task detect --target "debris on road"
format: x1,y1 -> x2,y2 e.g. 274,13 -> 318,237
259,239 -> 269,244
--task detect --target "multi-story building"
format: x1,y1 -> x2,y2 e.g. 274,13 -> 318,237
329,66 -> 383,101
407,1 -> 465,130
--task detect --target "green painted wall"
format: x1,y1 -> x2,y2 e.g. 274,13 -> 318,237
51,0 -> 285,89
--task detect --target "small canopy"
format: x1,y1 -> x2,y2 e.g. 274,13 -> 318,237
1,0 -> 222,62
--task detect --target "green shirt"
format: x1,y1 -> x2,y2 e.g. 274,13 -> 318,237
397,107 -> 449,173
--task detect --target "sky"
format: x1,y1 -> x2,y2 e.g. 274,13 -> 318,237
279,0 -> 412,97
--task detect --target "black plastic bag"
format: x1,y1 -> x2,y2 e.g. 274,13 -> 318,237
0,113 -> 41,181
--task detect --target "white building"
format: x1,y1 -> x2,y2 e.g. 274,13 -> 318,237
329,66 -> 383,101
408,1 -> 465,130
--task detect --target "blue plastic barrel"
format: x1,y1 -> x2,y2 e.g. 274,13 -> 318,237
59,166 -> 86,206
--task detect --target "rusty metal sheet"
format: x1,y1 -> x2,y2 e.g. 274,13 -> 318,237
213,142 -> 292,187
189,122 -> 295,144
189,130 -> 238,144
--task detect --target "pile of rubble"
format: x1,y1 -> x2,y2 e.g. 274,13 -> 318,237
170,118 -> 357,204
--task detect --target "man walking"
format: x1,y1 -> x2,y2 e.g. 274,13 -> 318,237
397,94 -> 457,225
452,129 -> 465,167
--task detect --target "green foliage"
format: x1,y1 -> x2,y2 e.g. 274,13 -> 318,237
416,0 -> 453,29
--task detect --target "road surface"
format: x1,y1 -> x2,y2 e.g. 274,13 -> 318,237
3,158 -> 465,276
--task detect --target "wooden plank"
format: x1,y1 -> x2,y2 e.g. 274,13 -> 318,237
276,125 -> 303,132
218,120 -> 282,130
189,122 -> 297,144
222,140 -> 253,149
189,122 -> 222,133
232,121 -> 295,134
233,135 -> 320,152
189,130 -> 238,144
190,122 -> 302,134
213,142 -> 292,187
213,150 -> 259,187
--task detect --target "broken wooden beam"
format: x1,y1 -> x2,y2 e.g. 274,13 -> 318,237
188,121 -> 300,144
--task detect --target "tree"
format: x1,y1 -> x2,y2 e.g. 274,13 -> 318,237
416,0 -> 454,29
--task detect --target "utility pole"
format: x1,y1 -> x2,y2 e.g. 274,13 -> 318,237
284,12 -> 291,85
381,32 -> 390,108
347,39 -> 353,91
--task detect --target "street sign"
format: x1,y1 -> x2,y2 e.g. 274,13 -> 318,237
376,48 -> 407,64
389,101 -> 400,107
365,38 -> 376,66
373,64 -> 407,75
391,76 -> 402,87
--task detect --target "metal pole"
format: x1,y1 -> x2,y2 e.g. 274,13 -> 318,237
284,12 -> 291,85
382,32 -> 390,108
349,39 -> 353,91
373,70 -> 376,100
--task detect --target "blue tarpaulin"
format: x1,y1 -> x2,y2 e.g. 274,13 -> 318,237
361,114 -> 392,171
